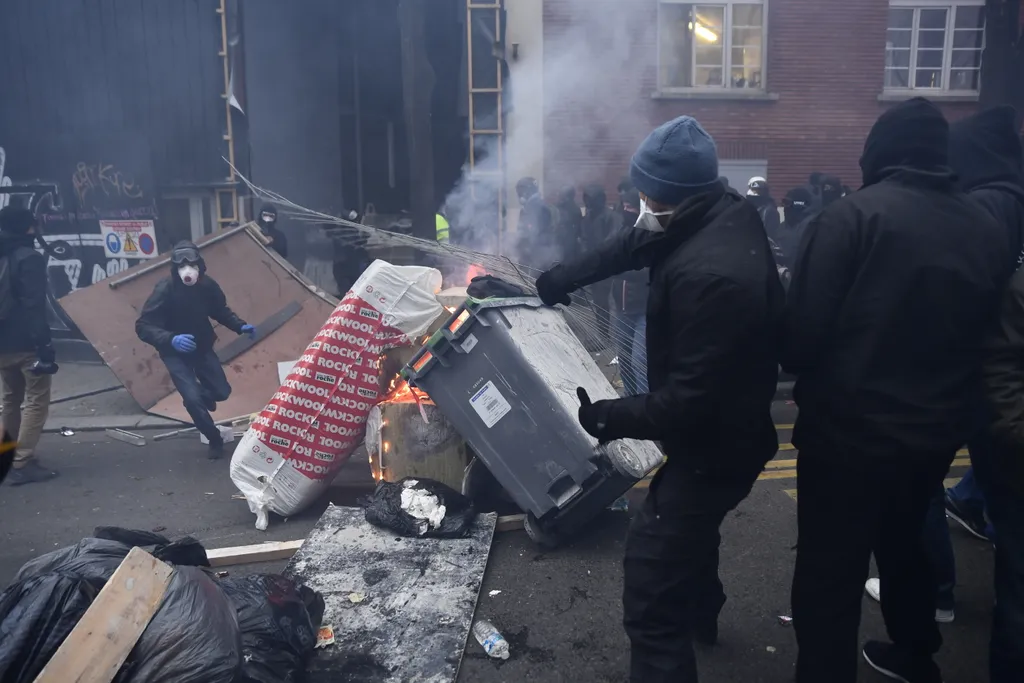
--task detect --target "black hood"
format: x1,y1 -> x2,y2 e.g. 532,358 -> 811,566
948,105 -> 1024,192
169,240 -> 207,285
861,97 -> 951,187
0,232 -> 35,257
258,204 -> 278,225
583,184 -> 607,214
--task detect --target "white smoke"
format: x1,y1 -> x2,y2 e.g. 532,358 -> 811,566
443,1 -> 656,266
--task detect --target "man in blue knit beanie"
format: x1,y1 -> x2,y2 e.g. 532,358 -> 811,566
536,115 -> 785,683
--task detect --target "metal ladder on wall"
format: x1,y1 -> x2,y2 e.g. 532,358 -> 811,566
466,0 -> 506,252
216,0 -> 238,228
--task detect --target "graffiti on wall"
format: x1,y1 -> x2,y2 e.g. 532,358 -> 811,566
0,143 -> 157,332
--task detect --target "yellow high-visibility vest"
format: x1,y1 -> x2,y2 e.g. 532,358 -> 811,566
436,213 -> 450,242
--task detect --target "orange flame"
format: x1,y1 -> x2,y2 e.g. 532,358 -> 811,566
465,265 -> 485,285
383,375 -> 433,405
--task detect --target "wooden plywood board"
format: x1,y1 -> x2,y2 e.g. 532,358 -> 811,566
33,547 -> 173,683
285,505 -> 496,683
206,539 -> 304,567
59,228 -> 336,417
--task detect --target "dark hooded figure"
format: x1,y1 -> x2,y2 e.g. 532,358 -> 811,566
783,98 -> 1007,683
776,186 -> 816,269
581,184 -> 620,342
611,180 -> 650,395
950,105 -> 1024,683
746,176 -> 781,242
514,177 -> 559,268
820,175 -> 843,207
554,186 -> 583,257
536,116 -> 784,683
257,204 -> 288,259
136,241 -> 255,458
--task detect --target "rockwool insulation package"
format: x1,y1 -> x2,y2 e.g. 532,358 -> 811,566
231,261 -> 443,529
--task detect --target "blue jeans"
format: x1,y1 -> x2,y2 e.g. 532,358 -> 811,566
970,434 -> 1024,682
162,350 -> 231,442
612,312 -> 648,396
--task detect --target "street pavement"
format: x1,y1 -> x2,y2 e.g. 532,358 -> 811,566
0,401 -> 996,683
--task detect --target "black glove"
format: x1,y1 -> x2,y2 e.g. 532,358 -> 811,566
577,387 -> 613,444
31,346 -> 59,375
536,267 -> 572,307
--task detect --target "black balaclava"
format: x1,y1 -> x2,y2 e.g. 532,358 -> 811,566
258,204 -> 278,228
170,240 -> 206,287
582,184 -> 607,215
948,105 -> 1024,192
820,175 -> 843,206
516,177 -> 540,206
782,187 -> 814,225
861,97 -> 949,187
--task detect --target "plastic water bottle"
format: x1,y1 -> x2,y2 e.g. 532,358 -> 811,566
472,619 -> 510,660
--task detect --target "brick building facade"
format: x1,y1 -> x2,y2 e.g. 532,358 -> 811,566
532,0 -> 985,198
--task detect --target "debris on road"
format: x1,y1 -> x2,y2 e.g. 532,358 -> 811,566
766,646 -> 777,653
59,426 -> 75,437
778,615 -> 793,626
472,619 -> 511,660
363,477 -> 476,538
105,428 -> 146,446
488,590 -> 502,597
348,592 -> 365,603
315,625 -> 335,649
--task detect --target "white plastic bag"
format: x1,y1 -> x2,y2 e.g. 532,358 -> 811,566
230,261 -> 443,529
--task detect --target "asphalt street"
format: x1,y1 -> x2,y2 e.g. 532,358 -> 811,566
0,401 -> 996,683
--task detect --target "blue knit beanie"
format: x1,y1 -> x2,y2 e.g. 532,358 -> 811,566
630,116 -> 720,205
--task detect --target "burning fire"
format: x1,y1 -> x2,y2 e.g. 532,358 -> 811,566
465,265 -> 485,285
383,375 -> 433,405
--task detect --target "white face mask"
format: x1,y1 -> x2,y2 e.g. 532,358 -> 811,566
634,198 -> 673,233
261,214 -> 275,223
178,265 -> 199,286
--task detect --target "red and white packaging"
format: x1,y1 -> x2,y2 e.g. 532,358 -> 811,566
230,261 -> 443,529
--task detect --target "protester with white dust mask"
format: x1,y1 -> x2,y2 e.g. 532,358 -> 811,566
135,241 -> 256,458
535,115 -> 785,683
257,203 -> 288,259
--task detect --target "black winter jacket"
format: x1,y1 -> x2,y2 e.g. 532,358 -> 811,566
136,260 -> 247,356
611,204 -> 649,315
546,186 -> 784,469
747,194 -> 781,242
0,233 -> 51,355
783,168 -> 1007,455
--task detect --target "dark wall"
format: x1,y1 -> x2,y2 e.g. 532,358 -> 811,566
0,0 -> 227,331
242,0 -> 344,269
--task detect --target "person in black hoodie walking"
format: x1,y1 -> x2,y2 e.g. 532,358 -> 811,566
536,116 -> 784,683
136,241 -> 255,458
775,187 -> 815,270
746,176 -> 781,242
783,98 -> 1008,683
950,105 -> 1024,683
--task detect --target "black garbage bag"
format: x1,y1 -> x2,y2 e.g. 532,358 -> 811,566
13,529 -> 208,585
0,573 -> 99,683
114,567 -> 242,683
220,574 -> 325,683
363,477 -> 476,538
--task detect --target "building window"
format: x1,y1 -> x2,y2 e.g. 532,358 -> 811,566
658,1 -> 766,90
885,2 -> 985,92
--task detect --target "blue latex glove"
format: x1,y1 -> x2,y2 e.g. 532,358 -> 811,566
240,324 -> 256,339
171,334 -> 197,353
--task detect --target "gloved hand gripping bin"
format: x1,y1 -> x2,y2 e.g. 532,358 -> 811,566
402,297 -> 663,545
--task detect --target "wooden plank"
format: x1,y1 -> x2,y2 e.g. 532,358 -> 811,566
33,547 -> 173,683
206,539 -> 304,567
215,299 -> 303,364
286,505 -> 496,683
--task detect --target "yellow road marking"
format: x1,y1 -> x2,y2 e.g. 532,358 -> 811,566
765,459 -> 797,469
783,476 -> 965,503
775,424 -> 794,430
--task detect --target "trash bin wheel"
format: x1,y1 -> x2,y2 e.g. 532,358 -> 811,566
524,512 -> 560,549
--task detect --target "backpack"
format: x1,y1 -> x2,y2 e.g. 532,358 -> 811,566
0,254 -> 14,321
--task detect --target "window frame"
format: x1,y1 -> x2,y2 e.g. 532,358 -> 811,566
657,0 -> 768,93
885,0 -> 985,94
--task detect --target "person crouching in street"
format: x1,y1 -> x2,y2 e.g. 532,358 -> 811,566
135,241 -> 255,458
0,207 -> 59,485
535,115 -> 785,683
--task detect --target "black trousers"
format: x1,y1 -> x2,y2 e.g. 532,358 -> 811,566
623,458 -> 761,683
792,443 -> 952,683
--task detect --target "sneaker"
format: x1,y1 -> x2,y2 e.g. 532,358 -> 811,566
862,640 -> 941,683
7,460 -> 59,486
207,437 -> 225,460
863,579 -> 955,623
944,490 -> 989,541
